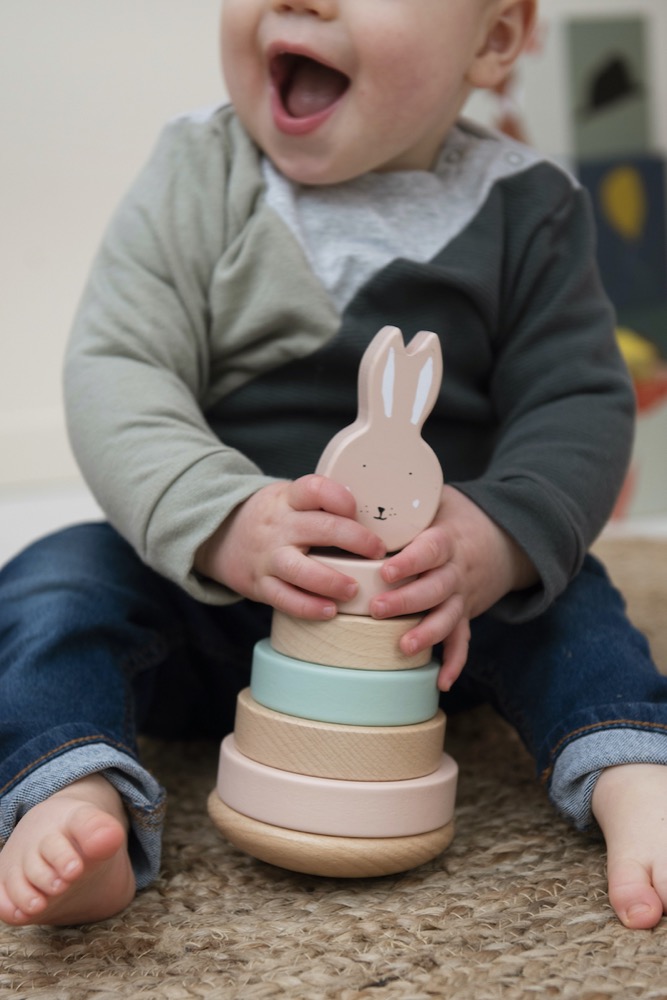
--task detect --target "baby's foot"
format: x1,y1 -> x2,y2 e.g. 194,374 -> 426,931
592,763 -> 667,929
0,773 -> 135,926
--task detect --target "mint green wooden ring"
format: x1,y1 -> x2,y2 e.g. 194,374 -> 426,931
250,639 -> 439,726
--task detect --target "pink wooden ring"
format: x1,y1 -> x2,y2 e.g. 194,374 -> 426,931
216,735 -> 458,838
309,552 -> 416,616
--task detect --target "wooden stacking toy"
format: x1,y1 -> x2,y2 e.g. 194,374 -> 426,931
208,326 -> 458,877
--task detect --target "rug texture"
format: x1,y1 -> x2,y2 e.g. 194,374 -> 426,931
1,537 -> 666,1000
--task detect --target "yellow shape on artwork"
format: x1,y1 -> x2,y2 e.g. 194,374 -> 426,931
600,166 -> 646,241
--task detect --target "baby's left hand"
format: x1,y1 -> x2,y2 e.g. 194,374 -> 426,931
369,485 -> 537,691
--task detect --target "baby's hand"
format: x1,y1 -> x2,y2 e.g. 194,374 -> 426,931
369,486 -> 537,691
194,475 -> 385,620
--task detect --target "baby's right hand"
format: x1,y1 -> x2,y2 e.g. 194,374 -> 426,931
194,475 -> 386,620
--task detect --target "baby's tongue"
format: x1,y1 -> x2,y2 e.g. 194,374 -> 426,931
286,60 -> 347,118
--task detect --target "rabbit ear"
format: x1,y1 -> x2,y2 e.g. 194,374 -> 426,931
381,347 -> 396,418
314,325 -> 442,488
357,325 -> 405,423
407,331 -> 443,429
314,326 -> 403,477
359,327 -> 442,427
412,356 -> 433,425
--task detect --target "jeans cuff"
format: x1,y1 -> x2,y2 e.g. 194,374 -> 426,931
549,728 -> 667,832
0,744 -> 166,891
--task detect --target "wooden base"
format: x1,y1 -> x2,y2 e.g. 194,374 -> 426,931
208,791 -> 455,878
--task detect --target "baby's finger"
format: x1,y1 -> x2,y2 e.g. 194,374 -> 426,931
261,575 -> 339,622
396,593 -> 465,658
382,525 -> 453,585
271,547 -> 359,604
371,562 -> 460,620
288,474 -> 358,518
437,618 -> 471,691
284,508 -> 384,560
288,477 -> 385,559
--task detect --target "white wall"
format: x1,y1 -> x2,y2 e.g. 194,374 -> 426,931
1,0 -> 666,489
0,0 -> 224,486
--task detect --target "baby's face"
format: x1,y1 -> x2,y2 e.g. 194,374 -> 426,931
221,0 -> 498,185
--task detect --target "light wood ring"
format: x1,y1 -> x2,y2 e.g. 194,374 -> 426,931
270,611 -> 431,670
234,689 -> 446,781
208,792 -> 455,878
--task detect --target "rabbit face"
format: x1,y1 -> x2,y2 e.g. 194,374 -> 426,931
316,326 -> 444,552
328,435 -> 442,552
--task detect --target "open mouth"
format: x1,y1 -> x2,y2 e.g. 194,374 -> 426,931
270,52 -> 350,120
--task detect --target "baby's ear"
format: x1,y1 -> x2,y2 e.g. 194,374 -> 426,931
466,0 -> 537,91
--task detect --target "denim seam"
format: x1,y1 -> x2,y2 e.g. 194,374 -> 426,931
541,719 -> 667,784
0,734 -> 137,797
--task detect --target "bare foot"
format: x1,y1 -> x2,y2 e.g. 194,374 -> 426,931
592,763 -> 667,929
0,774 -> 135,926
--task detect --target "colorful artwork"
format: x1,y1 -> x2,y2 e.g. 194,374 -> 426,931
578,155 -> 667,357
567,17 -> 651,160
558,11 -> 667,519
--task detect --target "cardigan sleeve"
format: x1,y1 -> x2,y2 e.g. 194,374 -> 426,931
454,176 -> 635,621
63,110 -> 278,604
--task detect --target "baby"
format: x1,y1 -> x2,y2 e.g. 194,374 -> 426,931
2,0 -> 667,931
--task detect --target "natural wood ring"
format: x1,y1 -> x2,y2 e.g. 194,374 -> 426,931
234,689 -> 446,781
208,791 -> 455,878
270,610 -> 431,670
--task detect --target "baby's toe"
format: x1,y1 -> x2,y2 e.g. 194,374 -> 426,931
21,852 -> 62,898
65,803 -> 127,863
2,863 -> 48,919
0,881 -> 28,924
607,858 -> 665,929
38,831 -> 84,886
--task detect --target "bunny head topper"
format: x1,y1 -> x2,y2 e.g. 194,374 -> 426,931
316,326 -> 444,553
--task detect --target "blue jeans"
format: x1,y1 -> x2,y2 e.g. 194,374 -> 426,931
1,522 -> 667,887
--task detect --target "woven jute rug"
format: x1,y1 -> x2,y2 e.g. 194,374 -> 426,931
1,536 -> 666,1000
